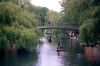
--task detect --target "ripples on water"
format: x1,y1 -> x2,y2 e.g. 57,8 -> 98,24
0,35 -> 100,66
37,37 -> 63,66
37,36 -> 100,66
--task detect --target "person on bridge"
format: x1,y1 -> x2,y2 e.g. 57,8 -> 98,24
48,21 -> 51,26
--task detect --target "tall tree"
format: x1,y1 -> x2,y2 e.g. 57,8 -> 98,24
61,0 -> 100,45
46,10 -> 62,24
37,7 -> 48,26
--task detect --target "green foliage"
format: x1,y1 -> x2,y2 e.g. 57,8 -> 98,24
61,0 -> 100,45
46,10 -> 62,24
0,1 -> 42,50
79,20 -> 100,44
0,2 -> 21,25
37,7 -> 49,25
16,29 -> 39,48
62,0 -> 90,24
0,28 -> 8,50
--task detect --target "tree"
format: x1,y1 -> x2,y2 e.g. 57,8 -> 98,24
46,10 -> 62,24
37,7 -> 49,26
0,1 -> 42,51
61,0 -> 100,45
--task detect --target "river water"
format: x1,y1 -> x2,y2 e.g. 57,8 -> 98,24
0,34 -> 100,66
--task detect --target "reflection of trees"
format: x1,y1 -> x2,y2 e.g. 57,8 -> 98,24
70,39 -> 83,53
84,47 -> 100,61
0,52 -> 38,66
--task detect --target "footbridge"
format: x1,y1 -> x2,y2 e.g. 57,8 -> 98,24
38,24 -> 80,31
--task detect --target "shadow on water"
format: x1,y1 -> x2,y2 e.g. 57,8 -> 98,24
61,38 -> 100,66
0,49 -> 38,66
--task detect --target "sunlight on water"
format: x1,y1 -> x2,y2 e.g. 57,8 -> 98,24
36,37 -> 65,66
40,37 -> 47,42
40,34 -> 49,43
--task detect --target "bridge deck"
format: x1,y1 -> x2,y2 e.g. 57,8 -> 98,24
38,24 -> 80,31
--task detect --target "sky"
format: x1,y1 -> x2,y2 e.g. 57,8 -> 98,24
31,0 -> 62,12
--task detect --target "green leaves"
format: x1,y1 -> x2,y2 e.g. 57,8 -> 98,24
46,10 -> 62,24
61,0 -> 100,45
37,7 -> 49,25
0,2 -> 21,25
0,1 -> 42,50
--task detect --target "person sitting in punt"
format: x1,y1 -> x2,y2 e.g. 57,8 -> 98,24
48,38 -> 52,42
48,36 -> 52,42
57,43 -> 63,52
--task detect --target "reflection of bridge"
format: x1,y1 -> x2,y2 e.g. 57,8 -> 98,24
38,24 -> 80,31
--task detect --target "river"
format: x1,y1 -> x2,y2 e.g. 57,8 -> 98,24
0,34 -> 100,66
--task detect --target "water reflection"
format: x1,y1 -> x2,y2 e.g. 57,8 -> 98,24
0,51 -> 37,66
0,34 -> 100,66
84,47 -> 100,62
54,35 -> 100,66
36,37 -> 64,66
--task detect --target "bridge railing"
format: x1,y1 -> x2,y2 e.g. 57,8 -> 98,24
39,23 -> 79,28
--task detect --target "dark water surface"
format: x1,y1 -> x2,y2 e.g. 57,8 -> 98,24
0,35 -> 100,66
